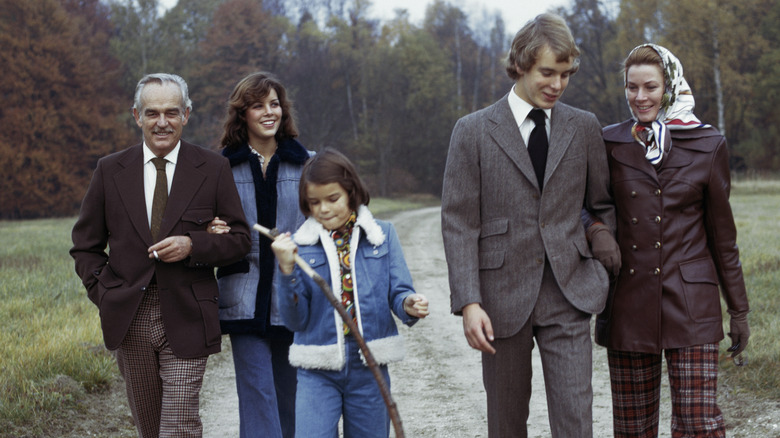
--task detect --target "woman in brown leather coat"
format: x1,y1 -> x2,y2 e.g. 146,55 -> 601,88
594,44 -> 750,437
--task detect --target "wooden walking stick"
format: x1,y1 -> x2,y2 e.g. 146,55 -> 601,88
254,224 -> 405,438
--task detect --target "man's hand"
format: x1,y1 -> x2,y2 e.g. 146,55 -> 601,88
462,303 -> 496,354
148,236 -> 193,262
587,223 -> 621,276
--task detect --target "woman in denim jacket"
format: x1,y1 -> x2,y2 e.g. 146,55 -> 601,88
271,148 -> 429,438
209,72 -> 313,438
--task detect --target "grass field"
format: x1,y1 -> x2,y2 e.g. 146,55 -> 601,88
0,188 -> 776,434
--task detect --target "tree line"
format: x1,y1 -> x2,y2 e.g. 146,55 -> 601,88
1,0 -> 778,219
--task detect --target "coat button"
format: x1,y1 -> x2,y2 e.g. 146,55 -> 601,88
655,216 -> 661,224
631,245 -> 637,251
630,191 -> 637,197
309,258 -> 316,264
654,242 -> 661,249
631,218 -> 638,224
629,269 -> 635,275
654,189 -> 661,196
373,249 -> 379,255
653,268 -> 661,275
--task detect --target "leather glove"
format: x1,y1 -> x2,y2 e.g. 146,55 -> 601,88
727,313 -> 750,358
587,223 -> 621,276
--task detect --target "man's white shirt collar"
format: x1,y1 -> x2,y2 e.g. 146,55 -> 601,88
507,85 -> 551,129
143,141 -> 181,165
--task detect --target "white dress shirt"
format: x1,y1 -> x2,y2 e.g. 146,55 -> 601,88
143,142 -> 180,227
507,85 -> 551,146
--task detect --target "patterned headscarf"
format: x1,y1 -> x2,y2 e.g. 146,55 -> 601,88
626,44 -> 710,165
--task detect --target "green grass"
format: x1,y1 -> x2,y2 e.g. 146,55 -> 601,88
719,180 -> 780,398
0,218 -> 116,435
0,190 -> 777,432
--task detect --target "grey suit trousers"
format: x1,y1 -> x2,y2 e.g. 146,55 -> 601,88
482,262 -> 593,438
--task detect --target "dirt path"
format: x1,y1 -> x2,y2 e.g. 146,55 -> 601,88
199,207 -> 779,437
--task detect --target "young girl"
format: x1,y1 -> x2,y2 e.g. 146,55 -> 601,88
270,148 -> 429,438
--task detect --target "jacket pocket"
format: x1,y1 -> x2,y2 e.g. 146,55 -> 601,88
95,265 -> 123,306
181,208 -> 215,233
192,278 -> 221,346
679,257 -> 721,322
298,248 -> 328,270
480,218 -> 508,238
362,242 -> 388,259
573,238 -> 594,259
478,250 -> 505,270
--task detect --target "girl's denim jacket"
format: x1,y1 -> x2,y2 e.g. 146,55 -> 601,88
275,205 -> 419,370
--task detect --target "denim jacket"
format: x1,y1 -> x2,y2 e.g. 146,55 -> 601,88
218,140 -> 313,333
276,205 -> 419,370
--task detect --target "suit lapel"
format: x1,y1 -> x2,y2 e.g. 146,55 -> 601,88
546,103 -> 576,186
488,97 -> 539,189
114,144 -> 154,244
159,142 -> 206,239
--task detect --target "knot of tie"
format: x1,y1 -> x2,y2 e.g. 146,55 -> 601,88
152,157 -> 167,171
529,108 -> 546,127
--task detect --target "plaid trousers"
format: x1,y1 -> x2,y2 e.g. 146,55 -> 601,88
607,344 -> 725,438
116,285 -> 208,438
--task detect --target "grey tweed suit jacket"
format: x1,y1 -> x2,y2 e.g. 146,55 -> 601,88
441,95 -> 615,338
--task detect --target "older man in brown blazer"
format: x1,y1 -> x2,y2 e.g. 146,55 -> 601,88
441,14 -> 618,438
71,73 -> 250,437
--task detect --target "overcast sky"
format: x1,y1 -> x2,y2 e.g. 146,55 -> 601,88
157,0 -> 571,34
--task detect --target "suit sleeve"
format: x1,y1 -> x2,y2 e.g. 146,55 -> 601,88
583,113 -> 616,232
441,116 -> 483,314
187,158 -> 251,268
70,160 -> 110,305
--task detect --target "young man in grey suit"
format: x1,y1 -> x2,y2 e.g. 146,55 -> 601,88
71,73 -> 251,437
441,13 -> 619,438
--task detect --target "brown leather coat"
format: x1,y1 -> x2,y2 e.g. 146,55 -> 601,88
595,120 -> 749,353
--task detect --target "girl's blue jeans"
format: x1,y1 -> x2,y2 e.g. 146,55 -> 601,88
294,336 -> 391,438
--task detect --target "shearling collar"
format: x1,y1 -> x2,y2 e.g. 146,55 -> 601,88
222,137 -> 309,167
293,205 -> 385,247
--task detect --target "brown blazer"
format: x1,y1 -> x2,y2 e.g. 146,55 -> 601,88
71,141 -> 251,358
441,95 -> 616,338
595,120 -> 749,353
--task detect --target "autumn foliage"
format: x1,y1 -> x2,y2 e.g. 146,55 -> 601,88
3,0 -> 780,219
0,0 -> 133,219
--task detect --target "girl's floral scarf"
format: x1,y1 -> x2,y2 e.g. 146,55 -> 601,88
330,211 -> 357,334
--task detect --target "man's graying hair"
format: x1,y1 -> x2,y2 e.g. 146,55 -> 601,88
133,73 -> 193,116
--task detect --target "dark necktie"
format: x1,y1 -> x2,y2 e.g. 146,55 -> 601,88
150,157 -> 168,241
528,109 -> 548,190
